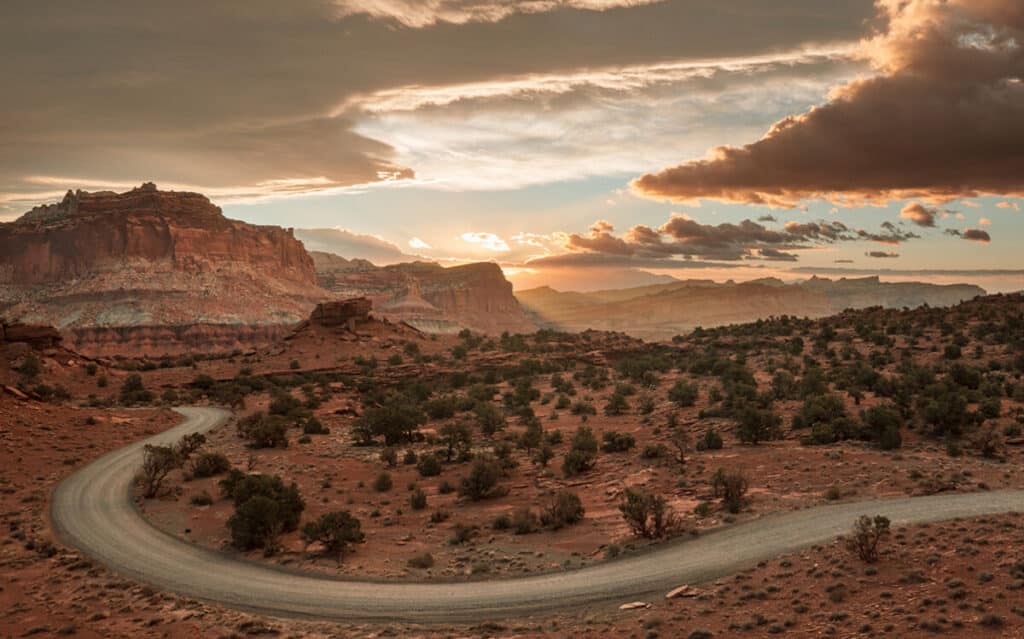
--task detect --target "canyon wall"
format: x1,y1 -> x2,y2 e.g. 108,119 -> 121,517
0,183 -> 326,355
312,252 -> 535,335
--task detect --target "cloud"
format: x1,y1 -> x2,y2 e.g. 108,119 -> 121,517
332,0 -> 662,27
408,237 -> 432,249
978,217 -> 992,226
294,228 -> 415,264
0,0 -> 875,211
945,227 -> 993,243
755,248 -> 798,262
866,251 -> 899,258
632,0 -> 1024,207
899,203 -> 938,227
460,231 -> 511,251
834,259 -> 855,263
963,228 -> 992,243
996,201 -> 1021,211
559,213 -> 916,263
757,214 -> 777,222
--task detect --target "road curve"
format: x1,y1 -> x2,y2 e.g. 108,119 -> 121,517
52,407 -> 1024,623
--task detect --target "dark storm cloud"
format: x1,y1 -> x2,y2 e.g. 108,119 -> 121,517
0,0 -> 874,214
633,0 -> 1024,207
866,251 -> 899,258
946,228 -> 993,243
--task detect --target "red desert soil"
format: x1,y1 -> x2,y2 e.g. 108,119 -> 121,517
3,294 -> 1023,637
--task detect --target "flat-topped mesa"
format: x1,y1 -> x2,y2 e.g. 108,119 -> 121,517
2,183 -> 314,287
0,183 -> 327,356
310,297 -> 372,330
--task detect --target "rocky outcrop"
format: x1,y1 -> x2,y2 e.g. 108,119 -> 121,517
310,297 -> 372,328
63,323 -> 293,358
311,252 -> 535,335
518,276 -> 986,340
0,183 -> 328,356
0,320 -> 62,349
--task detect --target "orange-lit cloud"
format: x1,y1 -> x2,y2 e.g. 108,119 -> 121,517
632,0 -> 1024,208
558,213 -> 916,263
899,203 -> 938,227
332,0 -> 662,27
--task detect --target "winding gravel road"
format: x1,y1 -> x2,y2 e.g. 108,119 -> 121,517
51,407 -> 1024,623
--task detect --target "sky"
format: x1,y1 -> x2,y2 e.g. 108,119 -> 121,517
1,0 -> 1023,292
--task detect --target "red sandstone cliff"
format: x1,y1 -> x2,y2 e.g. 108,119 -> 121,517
311,252 -> 535,335
0,183 -> 327,355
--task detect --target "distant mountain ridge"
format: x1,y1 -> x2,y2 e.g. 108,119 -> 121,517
517,276 -> 986,340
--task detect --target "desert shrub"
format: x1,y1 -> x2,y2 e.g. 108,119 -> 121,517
429,509 -> 450,523
236,412 -> 288,449
619,489 -> 677,539
302,417 -> 329,435
540,491 -> 585,530
416,452 -> 443,477
570,400 -> 597,417
439,421 -> 473,462
407,552 -> 434,569
511,508 -> 540,535
190,490 -> 213,506
712,468 -> 749,514
449,523 -> 478,545
138,444 -> 181,498
229,496 -> 286,555
668,380 -> 699,407
301,511 -> 364,561
847,515 -> 890,563
862,404 -> 903,450
601,431 -> 636,453
403,449 -> 418,465
695,428 -> 723,451
16,354 -> 41,379
119,374 -> 154,405
226,476 -> 305,555
409,487 -> 428,510
373,471 -> 393,492
268,392 -> 304,418
641,443 -> 666,459
353,399 -> 426,445
189,452 -> 231,478
519,420 -> 544,453
424,394 -> 459,420
736,404 -> 783,445
604,392 -> 630,416
491,512 -> 512,530
380,447 -> 398,467
438,479 -> 455,494
289,359 -> 301,370
473,401 -> 506,436
459,458 -> 507,500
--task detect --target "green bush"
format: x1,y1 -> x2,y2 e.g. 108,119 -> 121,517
668,380 -> 699,407
459,458 -> 507,500
189,452 -> 231,478
301,511 -> 364,561
373,472 -> 393,492
417,453 -> 443,477
236,412 -> 288,449
302,417 -> 330,435
540,491 -> 585,530
601,431 -> 636,453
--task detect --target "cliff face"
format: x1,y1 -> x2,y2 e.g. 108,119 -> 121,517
311,252 -> 535,335
518,277 -> 986,340
0,183 -> 327,355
